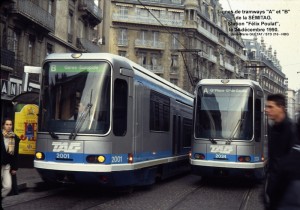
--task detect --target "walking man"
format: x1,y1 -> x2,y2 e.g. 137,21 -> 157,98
265,94 -> 298,210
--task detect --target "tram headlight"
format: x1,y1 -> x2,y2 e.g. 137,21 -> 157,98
35,152 -> 45,160
97,155 -> 105,163
86,155 -> 106,163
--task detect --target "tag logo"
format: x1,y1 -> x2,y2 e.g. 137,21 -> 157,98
52,142 -> 81,152
210,145 -> 233,154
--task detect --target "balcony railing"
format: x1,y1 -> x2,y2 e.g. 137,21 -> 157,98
1,49 -> 15,69
225,43 -> 235,54
134,39 -> 165,50
78,0 -> 102,26
77,38 -> 100,52
142,65 -> 164,74
118,39 -> 128,46
208,54 -> 217,63
225,62 -> 235,72
12,0 -> 55,32
112,14 -> 184,27
197,26 -> 218,43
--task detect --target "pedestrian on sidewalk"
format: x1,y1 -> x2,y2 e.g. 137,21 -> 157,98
1,118 -> 20,199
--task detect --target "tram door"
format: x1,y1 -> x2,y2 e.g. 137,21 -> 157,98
172,115 -> 181,155
134,82 -> 144,153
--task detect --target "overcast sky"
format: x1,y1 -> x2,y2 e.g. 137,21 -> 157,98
219,0 -> 300,91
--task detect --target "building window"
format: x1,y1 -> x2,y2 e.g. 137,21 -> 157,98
170,78 -> 178,85
27,34 -> 36,65
46,43 -> 53,56
140,30 -> 147,44
151,9 -> 160,18
118,28 -> 128,46
171,12 -> 180,20
118,51 -> 126,57
151,53 -> 158,67
68,10 -> 74,43
119,6 -> 128,17
137,8 -> 149,17
7,29 -> 19,58
171,55 -> 178,68
152,31 -> 159,45
48,0 -> 54,14
171,33 -> 179,49
138,52 -> 147,65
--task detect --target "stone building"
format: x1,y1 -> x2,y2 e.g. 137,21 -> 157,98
243,37 -> 287,95
1,0 -> 247,120
0,0 -> 103,121
98,0 -> 247,92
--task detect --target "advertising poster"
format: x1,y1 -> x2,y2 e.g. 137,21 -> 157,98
14,104 -> 39,155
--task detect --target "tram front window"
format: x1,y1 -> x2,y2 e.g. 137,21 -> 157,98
39,61 -> 111,134
195,86 -> 253,140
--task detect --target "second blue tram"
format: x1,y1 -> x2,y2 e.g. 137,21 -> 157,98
190,79 -> 267,179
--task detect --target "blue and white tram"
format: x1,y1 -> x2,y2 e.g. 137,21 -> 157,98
190,79 -> 267,179
34,53 -> 193,186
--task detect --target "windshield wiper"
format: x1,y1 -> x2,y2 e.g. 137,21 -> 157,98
69,103 -> 93,140
226,118 -> 244,145
209,137 -> 217,144
69,90 -> 94,140
49,131 -> 59,139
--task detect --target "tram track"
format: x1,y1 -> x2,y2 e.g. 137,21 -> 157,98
166,179 -> 206,210
239,186 -> 253,210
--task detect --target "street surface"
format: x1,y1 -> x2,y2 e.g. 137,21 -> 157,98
3,173 -> 265,210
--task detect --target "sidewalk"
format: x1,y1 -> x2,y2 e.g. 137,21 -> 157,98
15,167 -> 43,191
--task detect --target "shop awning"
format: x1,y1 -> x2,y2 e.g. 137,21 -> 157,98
12,92 -> 39,105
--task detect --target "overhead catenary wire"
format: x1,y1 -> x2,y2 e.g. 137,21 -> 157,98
136,0 -> 203,87
136,0 -> 188,50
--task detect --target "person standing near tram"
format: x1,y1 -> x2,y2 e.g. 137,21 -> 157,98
1,118 -> 20,199
265,94 -> 298,210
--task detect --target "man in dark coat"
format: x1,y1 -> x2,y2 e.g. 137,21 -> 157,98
265,94 -> 298,210
277,115 -> 300,209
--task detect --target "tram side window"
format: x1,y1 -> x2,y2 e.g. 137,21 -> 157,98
150,91 -> 170,131
182,118 -> 192,147
255,99 -> 261,142
113,79 -> 128,136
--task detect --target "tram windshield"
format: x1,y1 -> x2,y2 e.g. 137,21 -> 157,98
39,61 -> 111,134
195,86 -> 253,140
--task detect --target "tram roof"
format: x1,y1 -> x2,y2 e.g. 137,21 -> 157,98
43,53 -> 193,99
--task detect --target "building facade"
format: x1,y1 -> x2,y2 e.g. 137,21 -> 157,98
98,0 -> 247,92
0,0 -> 102,121
286,89 -> 296,121
243,37 -> 287,95
295,89 -> 300,121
